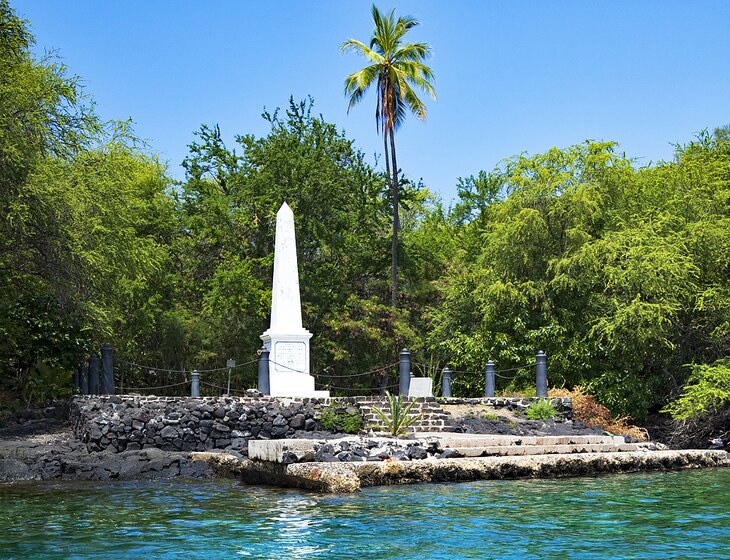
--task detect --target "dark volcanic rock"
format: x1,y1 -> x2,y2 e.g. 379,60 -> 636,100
160,426 -> 179,439
407,445 -> 428,460
289,414 -> 306,429
313,450 -> 340,462
456,416 -> 602,438
437,448 -> 463,459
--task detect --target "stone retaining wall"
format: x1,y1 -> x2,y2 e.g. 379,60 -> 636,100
70,395 -> 574,454
70,395 -> 355,454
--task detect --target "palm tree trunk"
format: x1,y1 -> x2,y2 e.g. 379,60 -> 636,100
388,124 -> 399,308
383,132 -> 390,186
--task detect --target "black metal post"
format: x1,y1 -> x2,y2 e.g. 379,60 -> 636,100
80,362 -> 89,395
88,354 -> 99,395
191,369 -> 200,397
101,343 -> 114,395
399,348 -> 411,396
485,360 -> 495,397
258,347 -> 270,395
536,350 -> 548,397
442,367 -> 452,397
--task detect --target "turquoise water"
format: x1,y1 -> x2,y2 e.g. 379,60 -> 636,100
1,469 -> 729,559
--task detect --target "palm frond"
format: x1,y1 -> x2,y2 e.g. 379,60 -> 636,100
342,5 -> 436,132
395,61 -> 437,100
400,81 -> 428,121
340,39 -> 383,64
344,63 -> 381,115
393,42 -> 432,63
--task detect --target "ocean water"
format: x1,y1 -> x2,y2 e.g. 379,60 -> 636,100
1,469 -> 728,559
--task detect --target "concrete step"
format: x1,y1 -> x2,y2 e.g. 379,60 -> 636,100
249,437 -> 640,464
453,443 -> 640,457
416,433 -> 627,447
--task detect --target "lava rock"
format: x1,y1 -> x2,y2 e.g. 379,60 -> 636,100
313,450 -> 340,462
160,426 -> 178,439
407,446 -> 428,460
437,448 -> 463,459
289,414 -> 306,429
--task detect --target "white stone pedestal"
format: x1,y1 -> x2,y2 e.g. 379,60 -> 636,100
260,330 -> 328,397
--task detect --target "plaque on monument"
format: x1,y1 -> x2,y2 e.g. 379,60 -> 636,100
274,341 -> 307,373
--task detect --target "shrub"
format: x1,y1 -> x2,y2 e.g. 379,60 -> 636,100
549,386 -> 648,441
23,361 -> 72,405
526,399 -> 558,420
661,360 -> 730,420
374,391 -> 422,436
341,412 -> 363,434
318,407 -> 339,431
318,404 -> 362,434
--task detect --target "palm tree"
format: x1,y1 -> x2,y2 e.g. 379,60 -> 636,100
342,4 -> 436,307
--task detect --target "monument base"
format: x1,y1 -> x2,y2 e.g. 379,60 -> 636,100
261,330 -> 330,398
268,371 -> 330,398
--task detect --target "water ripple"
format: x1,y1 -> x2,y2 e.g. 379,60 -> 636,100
0,469 -> 728,559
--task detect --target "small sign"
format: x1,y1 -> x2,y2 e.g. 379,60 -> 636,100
274,341 -> 306,373
408,377 -> 433,398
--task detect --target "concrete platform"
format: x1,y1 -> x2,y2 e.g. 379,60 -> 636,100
248,434 -> 632,464
451,443 -> 639,457
198,449 -> 730,493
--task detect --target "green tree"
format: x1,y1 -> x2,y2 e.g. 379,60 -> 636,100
662,360 -> 730,420
1,0 -> 99,400
428,134 -> 730,421
342,4 -> 436,307
0,1 -> 179,401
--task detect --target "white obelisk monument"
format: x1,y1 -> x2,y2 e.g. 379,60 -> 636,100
261,203 -> 329,397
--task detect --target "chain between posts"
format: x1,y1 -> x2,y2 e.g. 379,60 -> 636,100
323,383 -> 399,392
200,381 -> 250,394
123,381 -> 189,391
118,359 -> 258,374
84,350 -> 547,398
314,362 -> 400,378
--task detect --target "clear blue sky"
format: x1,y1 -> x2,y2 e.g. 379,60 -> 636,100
14,0 -> 730,204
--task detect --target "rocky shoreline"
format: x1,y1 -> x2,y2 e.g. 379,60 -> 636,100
1,397 -> 728,490
204,449 -> 730,493
0,426 -> 214,482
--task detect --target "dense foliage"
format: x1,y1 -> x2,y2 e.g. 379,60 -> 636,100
662,360 -> 730,420
1,1 -> 173,402
431,135 -> 730,420
1,2 -> 728,424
